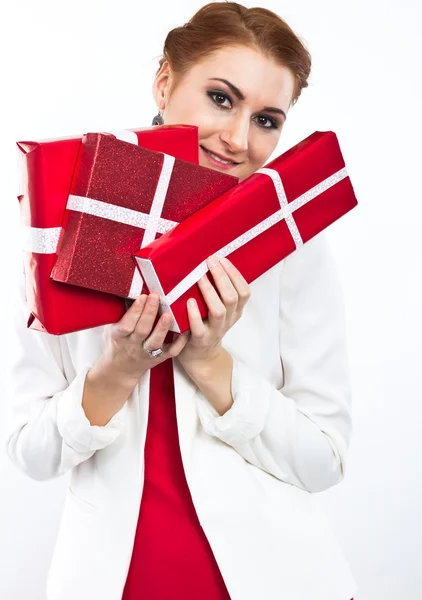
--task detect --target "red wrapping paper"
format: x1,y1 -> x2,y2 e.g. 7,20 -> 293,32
51,133 -> 238,298
133,131 -> 358,334
18,125 -> 199,334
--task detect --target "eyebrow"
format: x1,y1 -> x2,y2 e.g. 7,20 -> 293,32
207,77 -> 287,120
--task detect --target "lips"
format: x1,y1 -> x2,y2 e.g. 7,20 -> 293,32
200,145 -> 240,165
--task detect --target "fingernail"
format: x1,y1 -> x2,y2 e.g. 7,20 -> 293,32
220,257 -> 231,268
207,255 -> 219,268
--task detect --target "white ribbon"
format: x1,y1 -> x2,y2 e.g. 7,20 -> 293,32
21,129 -> 177,299
65,194 -> 177,234
21,129 -> 141,253
22,226 -> 62,254
141,154 -> 175,246
164,167 -> 348,306
65,153 -> 176,299
128,154 -> 175,297
105,129 -> 139,144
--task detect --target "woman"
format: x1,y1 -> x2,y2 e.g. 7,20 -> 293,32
6,2 -> 357,599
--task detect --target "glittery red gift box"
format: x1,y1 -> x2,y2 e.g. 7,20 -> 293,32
51,133 -> 238,299
134,131 -> 358,334
18,125 -> 200,334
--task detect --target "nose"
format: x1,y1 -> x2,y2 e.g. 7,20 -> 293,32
219,114 -> 249,155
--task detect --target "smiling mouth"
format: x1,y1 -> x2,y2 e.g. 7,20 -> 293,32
200,146 -> 240,166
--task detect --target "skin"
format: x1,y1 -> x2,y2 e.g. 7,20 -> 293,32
84,45 -> 296,424
154,45 -> 295,183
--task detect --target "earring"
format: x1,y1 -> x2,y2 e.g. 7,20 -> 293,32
151,109 -> 164,126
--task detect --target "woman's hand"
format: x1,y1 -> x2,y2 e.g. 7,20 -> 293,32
177,256 -> 251,368
97,292 -> 189,386
83,293 -> 188,427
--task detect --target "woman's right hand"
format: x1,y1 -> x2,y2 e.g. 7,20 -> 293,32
97,292 -> 189,386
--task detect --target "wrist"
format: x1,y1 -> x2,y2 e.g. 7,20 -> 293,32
88,356 -> 144,393
180,346 -> 228,380
181,347 -> 234,417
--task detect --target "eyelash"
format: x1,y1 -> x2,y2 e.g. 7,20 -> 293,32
206,90 -> 280,130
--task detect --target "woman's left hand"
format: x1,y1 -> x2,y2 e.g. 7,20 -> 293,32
176,255 -> 251,367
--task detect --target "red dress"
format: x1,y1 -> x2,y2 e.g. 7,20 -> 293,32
121,356 -> 355,600
121,357 -> 231,599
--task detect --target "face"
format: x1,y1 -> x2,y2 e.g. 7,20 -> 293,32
153,45 -> 295,182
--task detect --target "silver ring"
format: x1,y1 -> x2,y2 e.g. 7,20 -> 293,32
142,340 -> 163,358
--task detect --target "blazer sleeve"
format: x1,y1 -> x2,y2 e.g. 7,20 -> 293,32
4,270 -> 126,482
194,232 -> 353,493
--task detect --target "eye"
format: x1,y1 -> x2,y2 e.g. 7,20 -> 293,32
253,115 -> 279,130
207,90 -> 232,109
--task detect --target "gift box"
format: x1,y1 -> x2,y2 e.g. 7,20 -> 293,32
51,133 -> 238,298
133,130 -> 358,334
18,125 -> 200,334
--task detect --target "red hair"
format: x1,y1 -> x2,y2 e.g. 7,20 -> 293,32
157,1 -> 312,107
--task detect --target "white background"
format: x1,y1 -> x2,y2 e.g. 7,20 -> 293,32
1,0 -> 421,598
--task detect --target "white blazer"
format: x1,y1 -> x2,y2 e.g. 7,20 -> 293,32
5,232 -> 358,600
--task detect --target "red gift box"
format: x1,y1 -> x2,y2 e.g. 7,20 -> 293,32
51,133 -> 238,299
18,125 -> 199,334
134,131 -> 358,334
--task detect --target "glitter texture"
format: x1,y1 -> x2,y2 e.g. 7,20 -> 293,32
128,268 -> 144,300
109,129 -> 139,144
52,132 -> 238,298
126,153 -> 176,299
17,125 -> 199,334
141,154 -> 175,246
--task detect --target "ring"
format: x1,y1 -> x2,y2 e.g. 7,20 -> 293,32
142,340 -> 163,358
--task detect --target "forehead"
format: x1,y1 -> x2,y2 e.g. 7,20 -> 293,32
187,45 -> 295,110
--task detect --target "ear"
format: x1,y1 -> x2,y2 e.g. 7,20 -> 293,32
152,61 -> 172,110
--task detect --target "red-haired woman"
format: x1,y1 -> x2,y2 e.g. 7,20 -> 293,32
6,3 -> 357,599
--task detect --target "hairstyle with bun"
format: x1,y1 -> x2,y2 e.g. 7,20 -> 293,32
157,1 -> 312,107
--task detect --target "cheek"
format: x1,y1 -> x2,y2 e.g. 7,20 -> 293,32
166,93 -> 219,137
197,112 -> 230,141
250,133 -> 278,167
236,134 -> 278,180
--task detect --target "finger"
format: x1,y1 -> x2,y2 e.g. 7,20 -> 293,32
186,298 -> 207,338
115,294 -> 148,337
132,293 -> 161,341
164,331 -> 190,358
197,274 -> 227,329
206,256 -> 239,319
220,257 -> 251,311
141,311 -> 174,352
